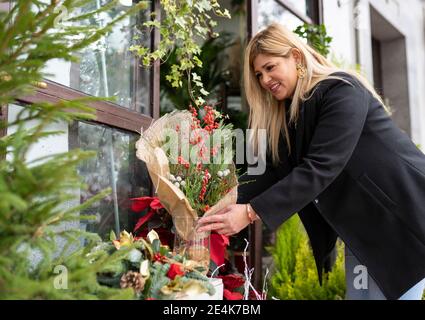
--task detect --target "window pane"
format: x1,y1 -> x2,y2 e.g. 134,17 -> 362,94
284,0 -> 308,17
305,0 -> 319,21
44,1 -> 151,115
70,121 -> 150,239
258,0 -> 304,32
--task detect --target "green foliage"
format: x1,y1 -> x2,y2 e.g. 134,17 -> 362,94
130,0 -> 231,106
293,23 -> 332,58
0,0 -> 147,299
0,0 -> 232,300
148,262 -> 172,299
160,31 -> 236,112
294,22 -> 363,76
267,215 -> 346,300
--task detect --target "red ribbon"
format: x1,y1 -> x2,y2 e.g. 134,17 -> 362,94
210,232 -> 229,266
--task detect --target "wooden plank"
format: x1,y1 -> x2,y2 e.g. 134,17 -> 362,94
18,80 -> 154,133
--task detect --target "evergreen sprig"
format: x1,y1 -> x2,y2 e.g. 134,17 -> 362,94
129,0 -> 231,106
267,215 -> 346,300
0,0 -> 147,299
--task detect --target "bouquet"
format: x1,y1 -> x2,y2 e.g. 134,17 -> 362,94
135,105 -> 238,271
92,229 -> 217,300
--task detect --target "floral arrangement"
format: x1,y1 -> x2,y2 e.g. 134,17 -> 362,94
130,195 -> 227,270
166,106 -> 238,215
129,195 -> 247,299
135,105 -> 239,270
91,229 -> 217,300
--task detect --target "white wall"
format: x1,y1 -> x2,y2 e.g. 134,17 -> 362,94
323,0 -> 425,147
7,104 -> 69,162
323,0 -> 357,67
368,0 -> 425,146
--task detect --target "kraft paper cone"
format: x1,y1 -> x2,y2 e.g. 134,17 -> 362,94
135,110 -> 238,241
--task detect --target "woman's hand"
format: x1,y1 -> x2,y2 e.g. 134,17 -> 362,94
196,204 -> 258,236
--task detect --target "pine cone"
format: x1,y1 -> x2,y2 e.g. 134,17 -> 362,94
120,271 -> 145,293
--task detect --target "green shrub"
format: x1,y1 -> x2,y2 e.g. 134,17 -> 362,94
293,23 -> 332,58
267,215 -> 346,300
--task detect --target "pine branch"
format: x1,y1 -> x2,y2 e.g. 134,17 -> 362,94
0,0 -> 148,299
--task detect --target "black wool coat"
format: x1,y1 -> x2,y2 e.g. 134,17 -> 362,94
237,72 -> 425,300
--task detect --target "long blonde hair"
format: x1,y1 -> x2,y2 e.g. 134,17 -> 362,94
244,23 -> 389,166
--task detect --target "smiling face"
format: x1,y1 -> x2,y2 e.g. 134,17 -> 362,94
253,51 -> 300,101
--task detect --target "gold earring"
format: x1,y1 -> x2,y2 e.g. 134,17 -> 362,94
296,63 -> 306,79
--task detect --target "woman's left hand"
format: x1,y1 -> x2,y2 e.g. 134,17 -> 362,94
196,204 -> 252,236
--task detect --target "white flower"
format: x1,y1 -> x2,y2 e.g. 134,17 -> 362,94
140,259 -> 150,278
223,169 -> 230,176
169,174 -> 176,181
217,170 -> 224,178
127,248 -> 142,263
180,180 -> 186,187
174,182 -> 180,188
176,176 -> 182,182
147,229 -> 159,244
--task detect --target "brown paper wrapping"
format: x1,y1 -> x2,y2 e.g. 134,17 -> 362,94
135,110 -> 238,241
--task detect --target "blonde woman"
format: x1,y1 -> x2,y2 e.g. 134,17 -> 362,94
197,23 -> 425,300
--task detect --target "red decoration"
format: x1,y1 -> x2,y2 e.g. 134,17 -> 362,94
153,253 -> 165,262
223,289 -> 243,300
199,169 -> 210,201
131,196 -> 163,212
217,274 -> 245,292
210,232 -> 229,266
215,273 -> 245,300
167,263 -> 184,280
131,196 -> 164,232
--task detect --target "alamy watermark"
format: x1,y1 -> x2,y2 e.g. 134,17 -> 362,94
353,264 -> 368,290
53,265 -> 68,290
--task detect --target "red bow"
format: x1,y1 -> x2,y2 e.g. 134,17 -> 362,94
210,232 -> 229,267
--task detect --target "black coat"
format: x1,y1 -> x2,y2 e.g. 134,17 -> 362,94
237,72 -> 425,300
